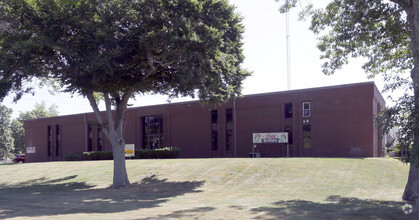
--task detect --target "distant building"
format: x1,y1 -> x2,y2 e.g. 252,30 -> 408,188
24,82 -> 385,162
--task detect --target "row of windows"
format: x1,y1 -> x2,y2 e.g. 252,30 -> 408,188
284,102 -> 312,151
83,102 -> 311,151
87,124 -> 103,151
47,125 -> 60,157
284,102 -> 311,118
84,117 -> 165,152
141,103 -> 310,151
141,110 -> 233,151
211,109 -> 233,151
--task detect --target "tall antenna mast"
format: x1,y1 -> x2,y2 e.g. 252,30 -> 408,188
285,2 -> 291,90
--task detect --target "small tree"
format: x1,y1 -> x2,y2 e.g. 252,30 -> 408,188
0,105 -> 14,160
10,120 -> 23,155
0,0 -> 249,188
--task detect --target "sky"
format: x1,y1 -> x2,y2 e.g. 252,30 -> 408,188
3,0 -> 390,118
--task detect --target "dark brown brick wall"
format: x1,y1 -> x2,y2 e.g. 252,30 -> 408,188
24,82 -> 386,162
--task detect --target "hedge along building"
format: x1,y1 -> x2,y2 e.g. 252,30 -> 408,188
24,82 -> 386,162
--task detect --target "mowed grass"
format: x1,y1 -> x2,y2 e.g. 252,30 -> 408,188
0,158 -> 416,219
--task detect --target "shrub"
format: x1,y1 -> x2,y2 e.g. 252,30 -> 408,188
134,147 -> 181,159
64,153 -> 82,161
83,147 -> 180,160
83,151 -> 113,160
82,152 -> 91,160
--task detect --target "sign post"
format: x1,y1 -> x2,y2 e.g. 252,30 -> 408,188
125,144 -> 135,158
252,132 -> 289,157
26,147 -> 36,154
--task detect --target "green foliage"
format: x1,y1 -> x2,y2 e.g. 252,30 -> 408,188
275,0 -> 299,13
64,153 -> 82,161
83,147 -> 181,160
0,105 -> 14,159
134,147 -> 181,159
376,94 -> 417,164
83,151 -> 113,161
275,0 -> 415,97
0,0 -> 249,105
307,0 -> 411,78
17,102 -> 59,121
388,142 -> 412,158
10,119 -> 23,155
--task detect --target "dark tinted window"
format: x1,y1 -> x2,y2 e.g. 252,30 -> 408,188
143,115 -> 164,149
284,103 -> 293,118
211,110 -> 218,151
226,109 -> 233,151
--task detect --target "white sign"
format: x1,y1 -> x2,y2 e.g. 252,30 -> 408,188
125,144 -> 135,157
253,132 -> 288,144
27,147 -> 36,154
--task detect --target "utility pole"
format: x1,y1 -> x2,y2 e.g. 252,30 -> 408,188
286,1 -> 291,90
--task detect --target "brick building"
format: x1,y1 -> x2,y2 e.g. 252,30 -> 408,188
24,82 -> 386,162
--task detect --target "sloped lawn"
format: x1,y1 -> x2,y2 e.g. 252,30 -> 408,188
0,158 -> 416,219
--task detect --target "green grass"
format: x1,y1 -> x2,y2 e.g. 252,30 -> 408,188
0,158 -> 416,219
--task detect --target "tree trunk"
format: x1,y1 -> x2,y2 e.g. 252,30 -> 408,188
403,69 -> 419,202
403,163 -> 419,202
110,135 -> 130,189
402,0 -> 419,203
86,91 -> 132,189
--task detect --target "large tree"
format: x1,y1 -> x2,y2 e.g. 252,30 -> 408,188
0,104 -> 14,160
276,0 -> 419,201
11,102 -> 59,154
0,0 -> 249,188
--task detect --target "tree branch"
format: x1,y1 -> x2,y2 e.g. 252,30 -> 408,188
369,8 -> 404,24
115,88 -> 134,135
142,54 -> 180,81
389,0 -> 413,11
141,56 -> 158,81
149,56 -> 180,67
103,92 -> 115,134
86,91 -> 109,136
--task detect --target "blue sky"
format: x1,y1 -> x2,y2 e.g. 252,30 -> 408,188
3,0 -> 387,118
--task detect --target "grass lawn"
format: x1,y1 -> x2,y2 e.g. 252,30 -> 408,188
0,158 -> 416,219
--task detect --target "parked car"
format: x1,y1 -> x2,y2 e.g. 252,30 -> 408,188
13,154 -> 25,163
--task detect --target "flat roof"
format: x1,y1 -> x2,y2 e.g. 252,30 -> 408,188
24,81 -> 382,121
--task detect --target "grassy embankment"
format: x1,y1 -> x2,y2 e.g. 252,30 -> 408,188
0,158 -> 415,219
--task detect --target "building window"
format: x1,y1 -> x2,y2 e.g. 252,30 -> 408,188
143,115 -> 164,149
97,128 -> 103,151
303,124 -> 311,149
47,126 -> 52,157
211,110 -> 218,151
226,108 -> 233,151
284,103 -> 293,118
55,125 -> 60,156
87,124 -> 93,151
302,102 -> 311,117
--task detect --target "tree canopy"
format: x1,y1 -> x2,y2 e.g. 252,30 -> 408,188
0,0 -> 248,103
0,0 -> 249,188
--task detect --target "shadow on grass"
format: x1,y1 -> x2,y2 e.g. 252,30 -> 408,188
137,207 -> 216,219
0,174 -> 204,219
249,195 -> 418,220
